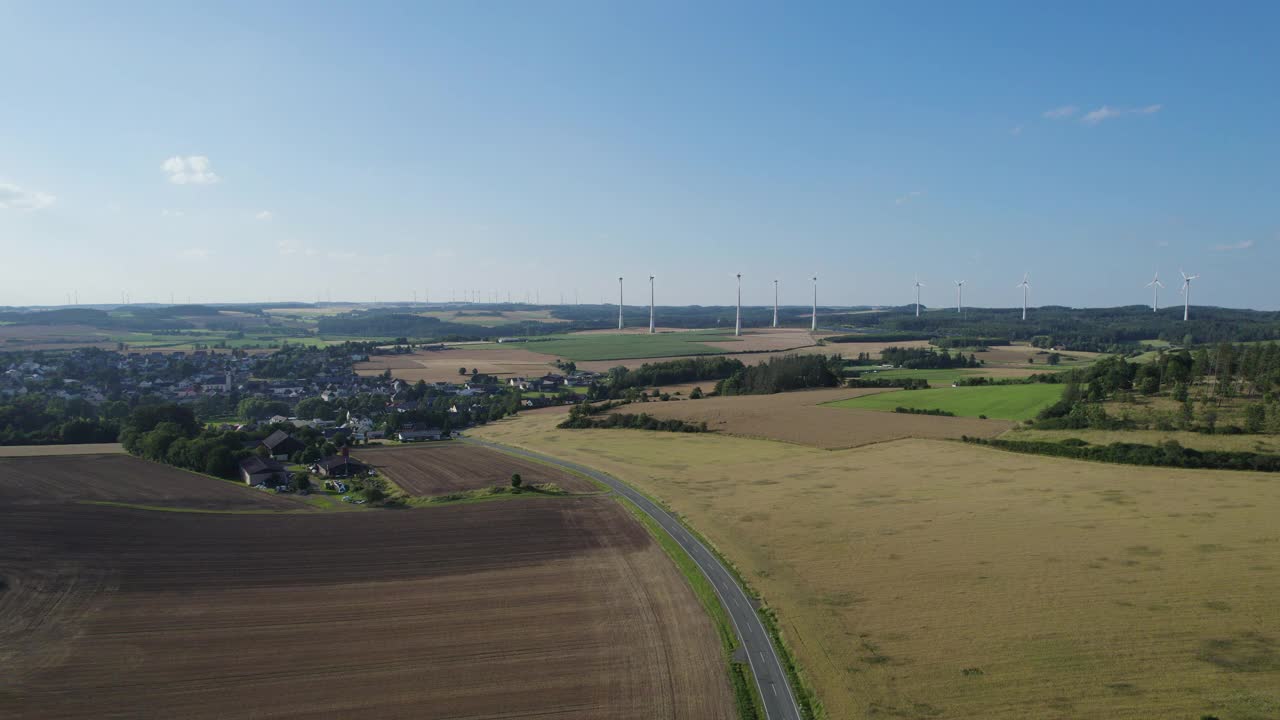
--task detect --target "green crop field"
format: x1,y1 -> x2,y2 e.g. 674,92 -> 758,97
513,330 -> 737,361
825,382 -> 1064,421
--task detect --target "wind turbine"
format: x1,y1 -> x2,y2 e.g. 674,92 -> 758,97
913,277 -> 924,317
955,280 -> 965,313
811,276 -> 818,332
734,273 -> 742,337
1179,270 -> 1199,321
617,277 -> 624,330
1017,273 -> 1031,320
772,279 -> 779,328
648,275 -> 656,334
1145,271 -> 1164,312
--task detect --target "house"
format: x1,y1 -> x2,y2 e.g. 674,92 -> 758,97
259,430 -> 306,460
239,456 -> 289,486
397,428 -> 448,442
313,455 -> 369,478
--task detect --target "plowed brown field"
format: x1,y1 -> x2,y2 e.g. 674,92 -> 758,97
0,496 -> 733,719
610,387 -> 1011,449
0,454 -> 310,511
356,442 -> 598,495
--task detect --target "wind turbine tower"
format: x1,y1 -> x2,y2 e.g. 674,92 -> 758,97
734,274 -> 742,337
955,280 -> 965,313
1017,273 -> 1031,320
1146,271 -> 1164,312
772,279 -> 779,328
811,276 -> 818,331
649,275 -> 656,334
1180,270 -> 1200,321
913,277 -> 924,317
618,277 -> 624,330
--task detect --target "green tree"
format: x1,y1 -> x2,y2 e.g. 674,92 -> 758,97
292,472 -> 312,493
1047,353 -> 1061,366
690,386 -> 704,399
510,472 -> 523,489
1244,403 -> 1266,434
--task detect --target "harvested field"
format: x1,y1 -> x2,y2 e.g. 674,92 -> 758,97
826,382 -> 1065,421
355,345 -> 561,383
977,344 -> 1104,369
0,443 -> 123,457
0,454 -> 310,511
0,496 -> 734,719
356,442 -> 598,495
574,339 -> 929,373
610,388 -> 1010,449
474,413 -> 1280,720
1006,427 -> 1280,454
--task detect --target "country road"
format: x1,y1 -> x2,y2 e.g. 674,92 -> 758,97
464,436 -> 804,720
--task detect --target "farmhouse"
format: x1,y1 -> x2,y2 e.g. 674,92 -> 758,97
259,430 -> 305,460
239,456 -> 289,486
397,428 -> 451,442
313,455 -> 370,478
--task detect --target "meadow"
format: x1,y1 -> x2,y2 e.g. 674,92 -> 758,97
826,382 -> 1064,421
474,412 -> 1280,720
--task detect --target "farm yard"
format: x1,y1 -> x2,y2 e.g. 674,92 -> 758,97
825,382 -> 1065,421
356,442 -> 599,495
474,411 -> 1280,720
0,476 -> 735,718
608,388 -> 1010,449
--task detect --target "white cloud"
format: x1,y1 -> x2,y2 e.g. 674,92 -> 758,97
432,248 -> 457,260
327,250 -> 356,260
1081,104 -> 1162,125
255,210 -> 273,221
895,190 -> 924,205
0,182 -> 56,210
160,208 -> 185,217
179,248 -> 211,261
1010,125 -> 1023,136
162,155 -> 220,185
1213,239 -> 1254,252
1042,105 -> 1078,119
278,239 -> 319,257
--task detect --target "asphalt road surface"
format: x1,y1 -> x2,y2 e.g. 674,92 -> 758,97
465,436 -> 803,720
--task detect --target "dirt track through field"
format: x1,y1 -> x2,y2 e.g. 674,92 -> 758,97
0,497 -> 734,719
356,442 -> 598,495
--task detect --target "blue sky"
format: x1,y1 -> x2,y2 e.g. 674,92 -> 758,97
1,2 -> 1276,309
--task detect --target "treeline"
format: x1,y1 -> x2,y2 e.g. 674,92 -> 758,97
931,337 -> 1008,348
0,394 -> 124,445
846,305 -> 1280,349
846,377 -> 930,390
964,436 -> 1280,473
894,407 -> 954,416
880,346 -> 980,369
606,356 -> 745,391
557,399 -> 707,433
716,354 -> 843,395
826,333 -> 933,343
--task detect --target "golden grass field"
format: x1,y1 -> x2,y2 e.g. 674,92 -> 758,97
474,412 -> 1280,720
613,388 -> 1011,449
